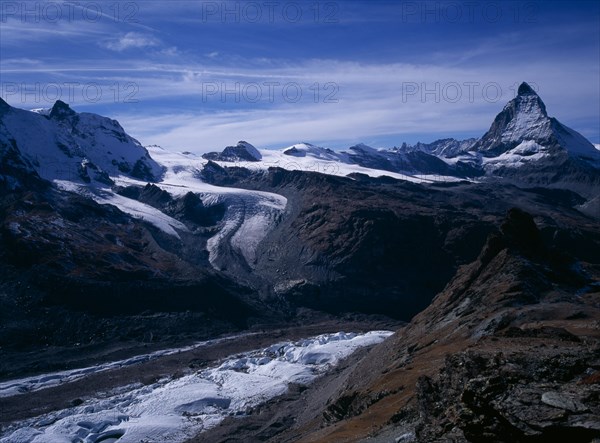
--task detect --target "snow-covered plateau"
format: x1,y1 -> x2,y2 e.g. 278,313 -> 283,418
0,331 -> 393,443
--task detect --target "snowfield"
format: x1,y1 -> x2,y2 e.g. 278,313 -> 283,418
0,331 -> 393,443
218,142 -> 466,184
1,102 -> 162,184
482,140 -> 551,169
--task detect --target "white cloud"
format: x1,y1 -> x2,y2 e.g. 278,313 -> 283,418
2,56 -> 598,151
0,18 -> 108,44
102,32 -> 161,51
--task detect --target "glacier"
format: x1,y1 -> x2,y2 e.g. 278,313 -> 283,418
0,331 -> 393,443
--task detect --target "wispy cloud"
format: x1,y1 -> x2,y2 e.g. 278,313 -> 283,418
0,18 -> 109,44
1,1 -> 598,149
101,32 -> 161,52
2,55 -> 598,149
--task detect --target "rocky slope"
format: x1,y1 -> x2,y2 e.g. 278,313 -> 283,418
188,208 -> 600,442
200,165 -> 600,321
0,182 -> 269,378
0,103 -> 285,379
224,208 -> 599,442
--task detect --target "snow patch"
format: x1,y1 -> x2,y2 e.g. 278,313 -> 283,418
94,191 -> 188,239
483,140 -> 550,169
53,181 -> 187,239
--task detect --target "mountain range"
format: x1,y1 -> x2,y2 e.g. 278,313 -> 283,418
0,83 -> 599,442
201,82 -> 600,196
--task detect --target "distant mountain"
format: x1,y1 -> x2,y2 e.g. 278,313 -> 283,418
473,82 -> 599,161
398,137 -> 478,157
466,82 -> 600,195
283,143 -> 340,160
201,82 -> 600,193
0,98 -> 162,189
203,140 -> 262,162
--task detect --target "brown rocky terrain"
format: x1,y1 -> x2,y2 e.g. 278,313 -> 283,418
191,208 -> 600,442
202,165 -> 599,321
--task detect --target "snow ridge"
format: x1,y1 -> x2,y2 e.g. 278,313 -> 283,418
0,100 -> 162,185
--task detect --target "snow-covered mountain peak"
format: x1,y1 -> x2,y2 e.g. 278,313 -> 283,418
510,82 -> 547,119
0,100 -> 162,185
517,81 -> 537,97
471,82 -> 599,165
399,138 -> 479,158
236,140 -> 262,160
203,140 -> 262,162
283,143 -> 339,160
347,143 -> 377,153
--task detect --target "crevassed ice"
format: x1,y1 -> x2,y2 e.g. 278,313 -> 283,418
0,331 -> 393,443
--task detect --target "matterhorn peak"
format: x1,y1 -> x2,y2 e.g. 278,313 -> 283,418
470,81 -> 599,164
517,82 -> 538,96
512,82 -> 547,117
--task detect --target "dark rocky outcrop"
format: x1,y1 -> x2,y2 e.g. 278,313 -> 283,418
228,208 -> 600,442
203,141 -> 262,162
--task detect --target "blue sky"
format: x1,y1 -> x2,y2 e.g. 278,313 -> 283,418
1,0 -> 599,152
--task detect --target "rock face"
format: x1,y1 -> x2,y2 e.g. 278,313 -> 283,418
473,82 -> 555,156
242,207 -> 600,443
201,166 -> 600,323
402,138 -> 478,158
